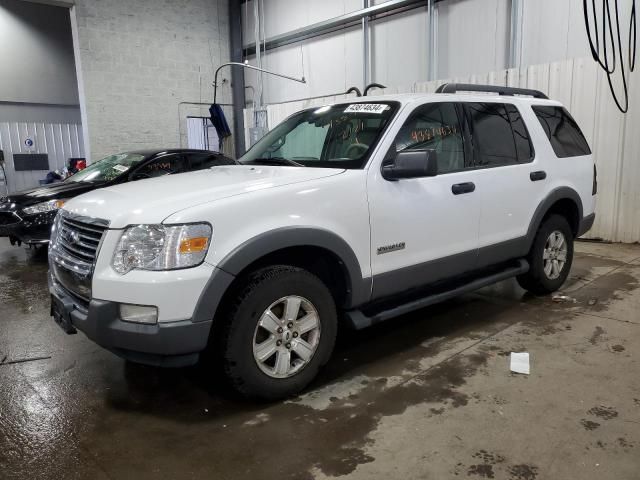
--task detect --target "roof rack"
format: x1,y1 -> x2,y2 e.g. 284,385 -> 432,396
435,83 -> 548,99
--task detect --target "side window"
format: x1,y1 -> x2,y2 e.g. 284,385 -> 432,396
465,103 -> 519,167
532,106 -> 591,158
188,153 -> 235,170
506,104 -> 534,163
395,102 -> 466,174
135,154 -> 186,179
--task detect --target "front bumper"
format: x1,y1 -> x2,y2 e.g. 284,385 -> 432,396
0,210 -> 57,245
49,274 -> 215,367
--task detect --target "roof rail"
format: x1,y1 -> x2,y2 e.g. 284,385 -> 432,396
435,83 -> 548,99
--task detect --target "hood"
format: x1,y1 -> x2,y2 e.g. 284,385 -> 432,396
63,165 -> 345,227
0,181 -> 100,208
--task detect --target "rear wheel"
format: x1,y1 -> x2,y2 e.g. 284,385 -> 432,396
517,214 -> 574,295
219,266 -> 337,400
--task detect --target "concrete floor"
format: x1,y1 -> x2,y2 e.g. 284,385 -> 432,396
0,238 -> 639,480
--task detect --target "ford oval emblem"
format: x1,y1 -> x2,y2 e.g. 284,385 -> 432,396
63,229 -> 81,245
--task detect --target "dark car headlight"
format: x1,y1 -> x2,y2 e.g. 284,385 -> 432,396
22,199 -> 66,215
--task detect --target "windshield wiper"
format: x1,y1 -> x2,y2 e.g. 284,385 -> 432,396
249,157 -> 304,167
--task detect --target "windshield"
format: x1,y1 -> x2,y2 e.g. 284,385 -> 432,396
66,153 -> 146,183
239,102 -> 398,169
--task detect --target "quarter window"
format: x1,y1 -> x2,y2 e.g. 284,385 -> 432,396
395,102 -> 466,173
506,104 -> 534,162
532,106 -> 591,158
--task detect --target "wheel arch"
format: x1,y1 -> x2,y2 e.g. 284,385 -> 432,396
215,227 -> 371,311
526,187 -> 583,251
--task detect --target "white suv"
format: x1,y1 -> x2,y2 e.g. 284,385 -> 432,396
49,84 -> 596,400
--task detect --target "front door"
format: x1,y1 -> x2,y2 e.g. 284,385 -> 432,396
367,101 -> 481,300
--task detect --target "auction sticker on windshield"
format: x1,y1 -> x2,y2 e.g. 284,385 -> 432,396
112,165 -> 130,173
344,104 -> 388,114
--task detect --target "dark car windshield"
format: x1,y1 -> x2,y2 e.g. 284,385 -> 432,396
66,153 -> 146,183
239,102 -> 398,169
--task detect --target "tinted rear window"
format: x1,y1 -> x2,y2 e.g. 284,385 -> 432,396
532,106 -> 591,157
465,103 -> 520,166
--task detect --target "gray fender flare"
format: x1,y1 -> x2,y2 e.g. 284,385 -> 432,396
525,187 -> 583,251
216,227 -> 371,309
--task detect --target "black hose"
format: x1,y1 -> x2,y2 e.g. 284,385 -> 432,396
583,0 -> 637,113
363,83 -> 386,96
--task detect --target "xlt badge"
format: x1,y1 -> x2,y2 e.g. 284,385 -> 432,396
377,242 -> 406,255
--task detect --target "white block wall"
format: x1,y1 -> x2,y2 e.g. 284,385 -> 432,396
72,0 -> 231,162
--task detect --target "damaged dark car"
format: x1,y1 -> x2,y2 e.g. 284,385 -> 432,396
0,149 -> 235,247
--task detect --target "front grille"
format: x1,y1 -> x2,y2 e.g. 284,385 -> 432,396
0,212 -> 20,226
49,211 -> 110,300
57,214 -> 106,263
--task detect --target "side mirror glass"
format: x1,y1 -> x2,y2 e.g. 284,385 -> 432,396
382,149 -> 438,180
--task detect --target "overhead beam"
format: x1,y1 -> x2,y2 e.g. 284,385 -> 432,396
243,0 -> 443,56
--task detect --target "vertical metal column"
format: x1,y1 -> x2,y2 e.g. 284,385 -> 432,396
508,0 -> 523,69
362,0 -> 371,89
427,0 -> 438,81
229,0 -> 246,156
253,0 -> 263,108
252,0 -> 268,144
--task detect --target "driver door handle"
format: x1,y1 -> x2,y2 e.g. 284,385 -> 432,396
451,182 -> 476,195
530,170 -> 547,181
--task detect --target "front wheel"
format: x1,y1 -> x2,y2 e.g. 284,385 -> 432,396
517,214 -> 574,295
219,266 -> 337,400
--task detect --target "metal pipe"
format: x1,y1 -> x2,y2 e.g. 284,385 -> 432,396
243,0 -> 443,55
213,62 -> 306,104
257,87 -> 362,106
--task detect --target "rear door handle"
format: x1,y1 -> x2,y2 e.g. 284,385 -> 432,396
451,182 -> 476,195
530,171 -> 547,181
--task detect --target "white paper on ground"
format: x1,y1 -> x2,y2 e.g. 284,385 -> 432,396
510,352 -> 530,374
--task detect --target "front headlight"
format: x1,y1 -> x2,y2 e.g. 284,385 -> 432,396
23,199 -> 66,215
111,223 -> 212,274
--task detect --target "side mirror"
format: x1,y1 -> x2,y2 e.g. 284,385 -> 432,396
382,150 -> 438,180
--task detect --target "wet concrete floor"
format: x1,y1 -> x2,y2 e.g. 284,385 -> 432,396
0,238 -> 639,480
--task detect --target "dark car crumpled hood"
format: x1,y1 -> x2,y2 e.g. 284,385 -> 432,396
1,182 -> 99,209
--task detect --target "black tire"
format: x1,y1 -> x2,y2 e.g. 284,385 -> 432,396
517,214 -> 574,295
219,265 -> 337,401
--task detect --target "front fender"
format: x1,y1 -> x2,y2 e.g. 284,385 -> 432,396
216,226 -> 371,308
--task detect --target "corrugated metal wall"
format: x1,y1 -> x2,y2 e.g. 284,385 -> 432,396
244,57 -> 640,243
0,121 -> 84,193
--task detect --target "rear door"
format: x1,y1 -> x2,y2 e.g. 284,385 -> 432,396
462,102 -> 545,268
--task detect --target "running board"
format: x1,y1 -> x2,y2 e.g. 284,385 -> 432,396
345,259 -> 529,330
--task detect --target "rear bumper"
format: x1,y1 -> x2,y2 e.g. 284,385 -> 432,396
49,274 -> 214,367
577,213 -> 596,237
